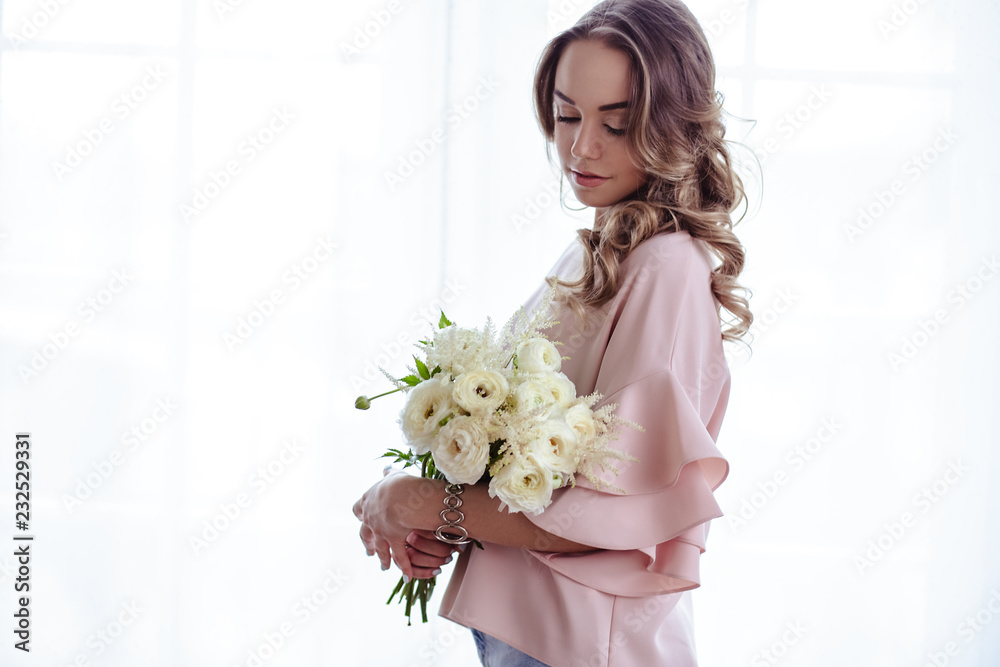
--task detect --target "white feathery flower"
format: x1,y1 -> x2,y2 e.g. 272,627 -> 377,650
425,326 -> 490,376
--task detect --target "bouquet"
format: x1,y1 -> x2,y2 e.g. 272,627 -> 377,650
355,285 -> 641,624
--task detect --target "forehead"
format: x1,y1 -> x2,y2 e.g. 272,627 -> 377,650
553,39 -> 632,107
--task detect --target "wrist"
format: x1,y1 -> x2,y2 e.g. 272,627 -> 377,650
433,482 -> 472,545
392,475 -> 447,532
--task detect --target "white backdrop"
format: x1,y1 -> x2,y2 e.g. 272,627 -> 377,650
1,0 -> 998,665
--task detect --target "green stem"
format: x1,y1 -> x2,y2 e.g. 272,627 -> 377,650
369,386 -> 406,401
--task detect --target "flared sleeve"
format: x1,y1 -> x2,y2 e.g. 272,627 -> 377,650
523,231 -> 732,598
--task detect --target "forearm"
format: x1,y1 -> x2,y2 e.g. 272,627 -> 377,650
395,475 -> 598,553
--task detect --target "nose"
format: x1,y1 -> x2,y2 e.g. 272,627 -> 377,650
571,121 -> 602,160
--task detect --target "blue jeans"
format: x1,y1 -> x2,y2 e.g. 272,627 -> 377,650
471,629 -> 551,666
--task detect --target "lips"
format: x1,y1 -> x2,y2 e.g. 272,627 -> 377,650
571,169 -> 609,187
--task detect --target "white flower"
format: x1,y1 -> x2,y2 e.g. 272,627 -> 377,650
533,371 -> 577,411
563,403 -> 597,444
426,326 -> 488,376
512,379 -> 558,420
432,415 -> 491,485
516,338 -> 561,373
489,452 -> 557,515
452,370 -> 509,414
526,419 -> 579,477
398,376 -> 457,455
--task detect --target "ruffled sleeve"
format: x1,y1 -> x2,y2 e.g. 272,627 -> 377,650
523,231 -> 731,598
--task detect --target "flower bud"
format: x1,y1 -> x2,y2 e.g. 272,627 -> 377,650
355,396 -> 371,410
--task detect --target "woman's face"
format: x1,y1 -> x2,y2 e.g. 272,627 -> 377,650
553,39 -> 648,217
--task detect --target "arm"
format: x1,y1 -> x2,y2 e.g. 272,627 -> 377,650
353,470 -> 598,579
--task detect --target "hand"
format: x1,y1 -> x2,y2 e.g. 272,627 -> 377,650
404,529 -> 460,579
353,467 -> 422,578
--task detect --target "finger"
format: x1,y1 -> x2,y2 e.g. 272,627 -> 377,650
412,529 -> 463,553
383,464 -> 393,476
388,537 -> 414,579
405,531 -> 456,559
373,536 -> 394,572
404,543 -> 454,569
359,525 -> 376,557
410,564 -> 445,580
353,498 -> 363,520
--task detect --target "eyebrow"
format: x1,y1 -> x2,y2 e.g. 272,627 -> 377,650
554,89 -> 627,111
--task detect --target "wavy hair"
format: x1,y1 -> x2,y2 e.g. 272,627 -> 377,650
533,0 -> 753,344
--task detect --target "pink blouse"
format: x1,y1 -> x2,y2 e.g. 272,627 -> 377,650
438,230 -> 732,667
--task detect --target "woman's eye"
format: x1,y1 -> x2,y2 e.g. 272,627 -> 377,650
556,115 -> 625,137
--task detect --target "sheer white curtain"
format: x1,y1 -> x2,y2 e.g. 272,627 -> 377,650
0,0 -> 996,665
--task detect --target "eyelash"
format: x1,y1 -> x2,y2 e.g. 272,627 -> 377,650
556,115 -> 626,137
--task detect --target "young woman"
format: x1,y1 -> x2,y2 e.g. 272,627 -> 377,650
353,1 -> 753,664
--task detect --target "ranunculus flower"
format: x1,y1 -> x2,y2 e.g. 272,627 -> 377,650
512,379 -> 558,420
452,370 -> 509,415
516,338 -> 561,374
398,376 -> 457,455
533,371 -> 577,411
527,419 -> 579,476
489,452 -> 556,515
432,415 -> 491,485
563,403 -> 597,444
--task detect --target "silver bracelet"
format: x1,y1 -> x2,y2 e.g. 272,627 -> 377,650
434,483 -> 471,545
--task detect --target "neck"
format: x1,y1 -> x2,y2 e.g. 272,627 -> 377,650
594,206 -> 608,231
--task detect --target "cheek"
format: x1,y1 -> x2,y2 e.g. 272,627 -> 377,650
619,152 -> 647,186
553,129 -> 571,163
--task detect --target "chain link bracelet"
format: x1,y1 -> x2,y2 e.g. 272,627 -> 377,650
434,483 -> 471,545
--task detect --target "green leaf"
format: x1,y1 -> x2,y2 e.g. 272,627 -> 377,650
414,357 -> 430,380
401,374 -> 421,386
430,365 -> 441,377
438,311 -> 452,328
382,448 -> 421,468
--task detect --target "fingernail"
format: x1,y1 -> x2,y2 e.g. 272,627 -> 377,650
403,575 -> 410,583
381,563 -> 389,571
431,568 -> 442,576
445,555 -> 453,564
458,543 -> 468,552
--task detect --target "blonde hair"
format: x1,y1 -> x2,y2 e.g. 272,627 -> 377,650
533,0 -> 753,344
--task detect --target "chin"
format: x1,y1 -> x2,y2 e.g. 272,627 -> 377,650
572,190 -> 619,209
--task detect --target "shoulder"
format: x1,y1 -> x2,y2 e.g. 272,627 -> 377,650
621,230 -> 713,284
614,231 -> 715,309
604,231 -> 729,414
606,230 -> 723,373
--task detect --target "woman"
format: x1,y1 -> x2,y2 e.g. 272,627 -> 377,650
353,0 -> 753,664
